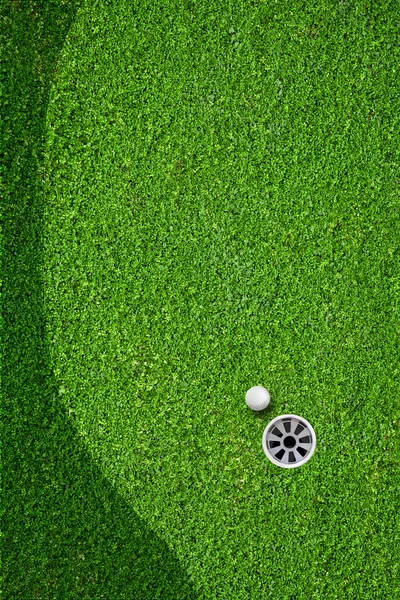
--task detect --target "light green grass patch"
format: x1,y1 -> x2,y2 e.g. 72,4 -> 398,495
41,0 -> 400,597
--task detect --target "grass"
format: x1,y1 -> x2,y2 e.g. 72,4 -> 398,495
3,0 -> 400,598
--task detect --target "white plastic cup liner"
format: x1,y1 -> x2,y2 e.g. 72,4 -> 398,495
262,414 -> 317,468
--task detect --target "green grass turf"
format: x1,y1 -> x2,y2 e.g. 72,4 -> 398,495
3,0 -> 400,598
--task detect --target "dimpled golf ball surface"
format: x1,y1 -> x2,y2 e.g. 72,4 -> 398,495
245,386 -> 270,411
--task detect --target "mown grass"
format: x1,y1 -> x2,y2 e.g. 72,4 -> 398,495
3,0 -> 400,598
3,1 -> 196,598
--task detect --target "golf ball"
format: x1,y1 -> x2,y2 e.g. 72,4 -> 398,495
245,386 -> 270,411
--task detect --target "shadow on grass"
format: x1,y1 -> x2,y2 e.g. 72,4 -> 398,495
3,1 -> 197,598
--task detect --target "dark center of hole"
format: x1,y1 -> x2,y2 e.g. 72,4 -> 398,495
283,435 -> 296,449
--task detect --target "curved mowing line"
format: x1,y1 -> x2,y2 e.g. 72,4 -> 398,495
3,1 -> 198,598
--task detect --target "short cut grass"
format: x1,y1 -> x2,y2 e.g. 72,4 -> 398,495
3,0 -> 400,598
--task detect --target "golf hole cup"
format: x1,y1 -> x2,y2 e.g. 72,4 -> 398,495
262,414 -> 317,468
245,386 -> 270,412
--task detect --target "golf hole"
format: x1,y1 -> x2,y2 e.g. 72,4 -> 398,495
262,414 -> 317,469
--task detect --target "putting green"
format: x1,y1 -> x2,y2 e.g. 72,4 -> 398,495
42,0 -> 400,597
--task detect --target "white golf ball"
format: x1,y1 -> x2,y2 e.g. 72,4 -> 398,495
245,386 -> 270,411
